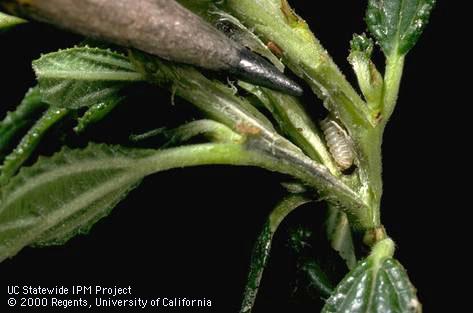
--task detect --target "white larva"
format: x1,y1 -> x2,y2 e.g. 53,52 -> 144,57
320,118 -> 354,170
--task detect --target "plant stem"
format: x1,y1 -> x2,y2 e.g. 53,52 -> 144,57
355,54 -> 405,231
369,237 -> 395,262
356,127 -> 383,228
382,54 -> 405,124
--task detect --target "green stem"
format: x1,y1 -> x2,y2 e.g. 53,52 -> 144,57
137,140 -> 369,226
357,127 -> 383,227
382,54 -> 405,124
355,54 -> 405,229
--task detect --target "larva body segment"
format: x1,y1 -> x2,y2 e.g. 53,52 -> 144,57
320,118 -> 354,171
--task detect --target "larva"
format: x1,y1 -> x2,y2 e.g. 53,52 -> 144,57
320,118 -> 354,171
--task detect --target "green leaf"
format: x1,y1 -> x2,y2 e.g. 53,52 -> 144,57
322,239 -> 421,313
32,47 -> 143,109
1,141 -> 317,262
0,87 -> 47,159
0,11 -> 26,31
0,108 -> 69,185
366,0 -> 436,56
0,144 -> 149,260
240,195 -> 310,313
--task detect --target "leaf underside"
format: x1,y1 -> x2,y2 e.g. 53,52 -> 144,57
0,144 -> 152,261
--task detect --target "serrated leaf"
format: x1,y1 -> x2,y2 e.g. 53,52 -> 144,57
0,12 -> 26,31
34,180 -> 141,246
322,241 -> 420,313
32,47 -> 143,109
366,0 -> 436,55
0,87 -> 47,159
2,141 -> 301,262
0,144 -> 152,261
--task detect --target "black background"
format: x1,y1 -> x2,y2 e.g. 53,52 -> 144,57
0,1 -> 458,312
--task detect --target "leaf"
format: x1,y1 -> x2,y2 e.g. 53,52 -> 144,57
322,239 -> 421,313
0,144 -> 150,261
0,108 -> 69,185
366,0 -> 436,55
240,195 -> 310,313
0,87 -> 47,159
0,11 -> 26,31
32,47 -> 143,109
2,141 -> 319,262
